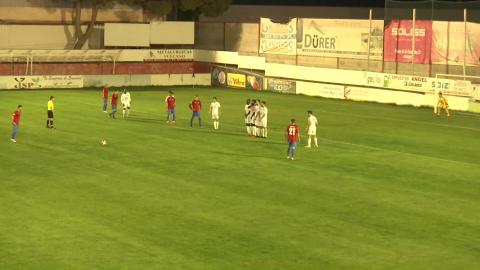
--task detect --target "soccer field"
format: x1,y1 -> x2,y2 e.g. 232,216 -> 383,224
1,87 -> 479,270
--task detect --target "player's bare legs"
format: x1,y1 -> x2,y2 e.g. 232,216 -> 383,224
307,135 -> 319,148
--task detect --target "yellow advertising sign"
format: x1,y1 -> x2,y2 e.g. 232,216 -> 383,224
227,73 -> 246,88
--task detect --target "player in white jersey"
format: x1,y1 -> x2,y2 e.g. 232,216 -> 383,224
121,89 -> 131,119
250,100 -> 260,136
260,101 -> 268,138
255,102 -> 264,137
306,110 -> 318,148
209,97 -> 221,130
244,99 -> 251,135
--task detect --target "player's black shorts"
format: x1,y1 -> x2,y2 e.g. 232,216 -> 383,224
47,110 -> 54,118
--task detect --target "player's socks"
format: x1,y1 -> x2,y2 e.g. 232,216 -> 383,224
46,120 -> 50,128
291,148 -> 296,159
314,137 -> 318,147
122,109 -> 126,118
307,138 -> 312,147
287,148 -> 291,158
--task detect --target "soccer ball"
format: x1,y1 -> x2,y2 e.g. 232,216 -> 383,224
101,140 -> 107,146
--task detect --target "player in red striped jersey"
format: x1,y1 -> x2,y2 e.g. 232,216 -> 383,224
102,84 -> 109,113
286,119 -> 300,160
189,95 -> 202,127
165,91 -> 176,124
109,91 -> 119,119
11,105 -> 23,143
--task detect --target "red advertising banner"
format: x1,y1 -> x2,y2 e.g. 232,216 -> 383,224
384,20 -> 432,64
431,21 -> 480,65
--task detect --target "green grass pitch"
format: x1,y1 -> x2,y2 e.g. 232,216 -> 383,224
1,86 -> 479,270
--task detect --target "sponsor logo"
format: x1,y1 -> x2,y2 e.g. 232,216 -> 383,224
144,49 -> 193,62
14,77 -> 34,89
303,34 -> 336,49
411,76 -> 427,82
267,78 -> 296,93
392,28 -> 426,37
217,71 -> 226,85
227,73 -> 246,88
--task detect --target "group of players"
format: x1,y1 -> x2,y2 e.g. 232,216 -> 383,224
100,85 -> 317,161
245,99 -> 269,138
9,85 -> 450,161
102,85 -> 131,119
103,86 -> 223,130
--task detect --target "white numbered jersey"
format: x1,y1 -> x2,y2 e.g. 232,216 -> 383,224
210,101 -> 221,115
121,93 -> 131,104
308,115 -> 318,128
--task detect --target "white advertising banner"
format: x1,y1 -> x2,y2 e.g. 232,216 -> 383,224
297,81 -> 345,99
365,72 -> 472,97
345,86 -> 426,108
0,75 -> 84,90
297,19 -> 384,59
143,49 -> 194,62
259,18 -> 297,55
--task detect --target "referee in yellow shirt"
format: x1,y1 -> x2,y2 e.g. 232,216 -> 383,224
47,96 -> 55,129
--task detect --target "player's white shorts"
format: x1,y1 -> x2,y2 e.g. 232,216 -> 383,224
212,113 -> 220,120
262,120 -> 268,128
255,120 -> 263,128
123,103 -> 131,109
308,127 -> 317,136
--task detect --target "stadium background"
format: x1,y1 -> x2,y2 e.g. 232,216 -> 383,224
0,0 -> 479,109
